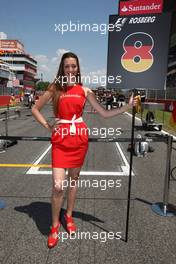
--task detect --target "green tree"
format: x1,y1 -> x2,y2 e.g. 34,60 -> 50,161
36,81 -> 50,91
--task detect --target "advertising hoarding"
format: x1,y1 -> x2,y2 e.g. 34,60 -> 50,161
107,13 -> 172,90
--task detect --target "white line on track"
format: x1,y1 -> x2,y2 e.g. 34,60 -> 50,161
26,142 -> 133,176
27,170 -> 131,176
115,142 -> 134,175
26,144 -> 51,174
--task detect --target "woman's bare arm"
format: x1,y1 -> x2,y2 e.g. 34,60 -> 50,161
86,87 -> 133,118
31,88 -> 53,130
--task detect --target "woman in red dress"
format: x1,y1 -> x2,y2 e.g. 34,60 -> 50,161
32,52 -> 135,248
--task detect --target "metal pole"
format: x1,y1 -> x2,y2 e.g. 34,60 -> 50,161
163,135 -> 172,214
0,105 -> 8,208
5,107 -> 9,137
4,105 -> 9,150
0,135 -> 168,142
151,135 -> 176,216
125,105 -> 136,242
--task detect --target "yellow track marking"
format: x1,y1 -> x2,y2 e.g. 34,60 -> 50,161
0,164 -> 51,168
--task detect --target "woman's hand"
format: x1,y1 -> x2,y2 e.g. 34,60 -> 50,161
128,93 -> 138,108
43,121 -> 54,132
48,122 -> 60,133
48,123 -> 54,132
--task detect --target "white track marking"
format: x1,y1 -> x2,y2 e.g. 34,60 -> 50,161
27,170 -> 131,176
125,111 -> 141,121
26,137 -> 134,176
115,142 -> 134,175
160,130 -> 176,141
27,144 -> 51,174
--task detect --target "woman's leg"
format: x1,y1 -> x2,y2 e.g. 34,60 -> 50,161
51,168 -> 66,227
66,167 -> 81,217
48,168 -> 66,247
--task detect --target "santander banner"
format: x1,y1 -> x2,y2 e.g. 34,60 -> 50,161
119,0 -> 163,16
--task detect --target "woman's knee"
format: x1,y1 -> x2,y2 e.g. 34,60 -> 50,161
68,168 -> 81,181
52,168 -> 66,193
69,172 -> 80,182
52,179 -> 65,193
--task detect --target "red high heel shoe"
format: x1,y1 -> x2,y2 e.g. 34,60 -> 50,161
47,222 -> 60,248
64,213 -> 76,234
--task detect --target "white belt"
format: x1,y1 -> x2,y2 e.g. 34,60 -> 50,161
55,114 -> 83,134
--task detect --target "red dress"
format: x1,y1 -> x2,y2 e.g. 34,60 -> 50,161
51,84 -> 89,168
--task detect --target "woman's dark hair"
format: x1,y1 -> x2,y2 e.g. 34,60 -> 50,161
48,52 -> 81,116
55,52 -> 81,90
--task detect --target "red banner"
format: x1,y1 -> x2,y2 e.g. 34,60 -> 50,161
170,102 -> 176,127
0,96 -> 11,107
119,0 -> 163,16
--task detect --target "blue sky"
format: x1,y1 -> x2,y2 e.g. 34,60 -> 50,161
1,0 -> 119,83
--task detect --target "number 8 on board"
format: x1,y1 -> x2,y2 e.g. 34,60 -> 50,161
121,32 -> 154,73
